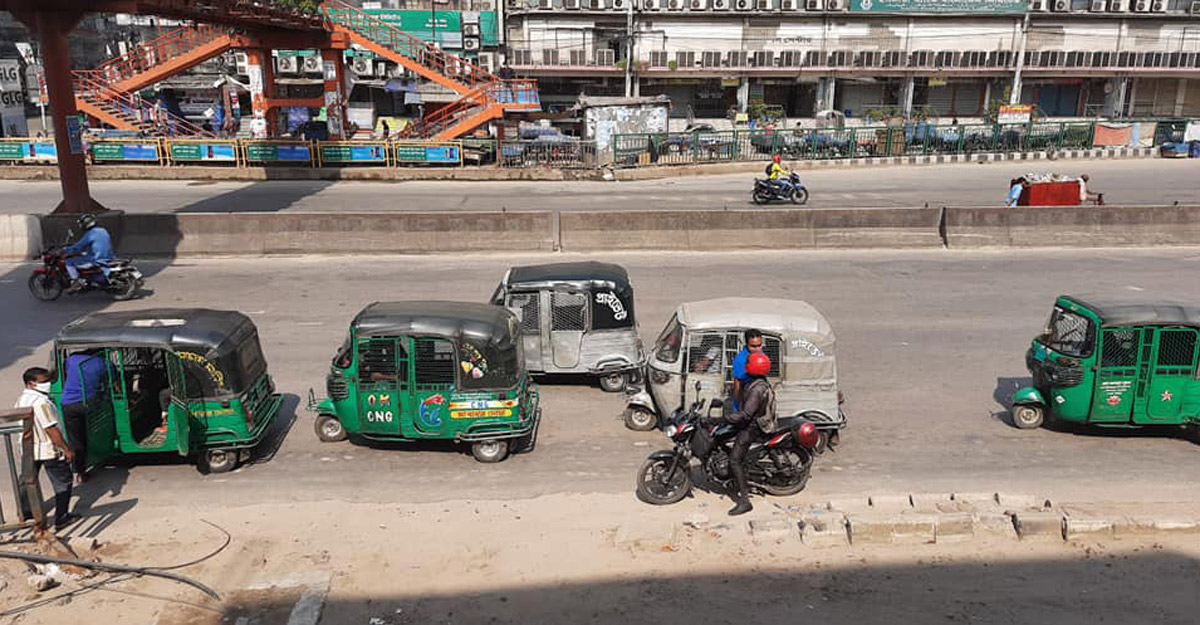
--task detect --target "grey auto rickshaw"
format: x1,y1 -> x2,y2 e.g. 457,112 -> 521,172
623,298 -> 846,448
490,262 -> 644,392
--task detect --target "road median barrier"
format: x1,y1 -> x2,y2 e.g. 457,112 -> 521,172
0,214 -> 42,261
944,205 -> 1200,248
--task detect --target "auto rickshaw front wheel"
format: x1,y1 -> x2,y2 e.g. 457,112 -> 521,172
1012,404 -> 1045,430
599,372 -> 626,393
199,448 -> 239,474
314,414 -> 348,442
624,407 -> 658,432
471,440 -> 510,463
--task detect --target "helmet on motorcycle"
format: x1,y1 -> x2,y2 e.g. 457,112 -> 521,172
772,154 -> 781,163
77,214 -> 98,231
746,352 -> 771,377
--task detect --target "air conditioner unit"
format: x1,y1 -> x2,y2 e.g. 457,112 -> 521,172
477,52 -> 495,72
805,0 -> 821,7
588,0 -> 606,7
826,0 -> 845,8
1150,0 -> 1166,10
1132,0 -> 1150,10
537,0 -> 552,8
781,0 -> 800,8
507,0 -> 527,9
689,0 -> 709,8
1029,0 -> 1049,10
669,0 -> 686,9
642,0 -> 659,10
1052,0 -> 1070,10
352,57 -> 373,75
756,0 -> 773,9
302,55 -> 321,73
564,0 -> 581,8
1191,0 -> 1200,14
712,0 -> 731,8
613,0 -> 631,7
463,37 -> 481,51
276,55 -> 298,73
596,49 -> 616,65
1108,0 -> 1128,10
1089,0 -> 1107,10
735,0 -> 754,9
462,23 -> 481,37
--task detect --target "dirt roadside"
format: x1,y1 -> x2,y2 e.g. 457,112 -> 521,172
2,492 -> 1199,625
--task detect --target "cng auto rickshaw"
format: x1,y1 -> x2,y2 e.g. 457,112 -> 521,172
1012,295 -> 1200,431
490,262 -> 644,392
623,297 -> 847,447
52,309 -> 282,474
308,301 -> 541,463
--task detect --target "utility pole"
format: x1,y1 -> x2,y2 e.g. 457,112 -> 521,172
624,0 -> 634,97
1010,12 -> 1030,105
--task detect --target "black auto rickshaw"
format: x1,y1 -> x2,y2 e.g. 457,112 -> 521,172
51,308 -> 282,473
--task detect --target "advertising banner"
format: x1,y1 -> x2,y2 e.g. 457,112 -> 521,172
363,10 -> 499,48
997,104 -> 1034,125
92,142 -> 161,161
245,143 -> 312,163
0,59 -> 29,138
321,143 -> 387,163
851,0 -> 1026,12
395,144 -> 460,164
169,142 -> 238,162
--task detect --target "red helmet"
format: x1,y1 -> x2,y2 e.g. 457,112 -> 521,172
746,352 -> 771,377
772,154 -> 781,163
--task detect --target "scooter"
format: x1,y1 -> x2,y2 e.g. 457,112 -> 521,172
752,172 -> 809,206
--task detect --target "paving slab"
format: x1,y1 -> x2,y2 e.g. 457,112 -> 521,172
800,512 -> 849,548
1012,511 -> 1066,541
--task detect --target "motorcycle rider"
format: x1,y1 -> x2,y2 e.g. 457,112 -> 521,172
702,351 -> 776,516
764,154 -> 791,196
62,213 -> 115,291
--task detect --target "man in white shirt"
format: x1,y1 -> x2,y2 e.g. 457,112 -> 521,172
16,367 -> 80,531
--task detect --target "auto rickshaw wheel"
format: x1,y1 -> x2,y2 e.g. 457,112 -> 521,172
1012,404 -> 1045,430
200,448 -> 239,474
599,372 -> 626,393
314,414 -> 348,442
471,439 -> 510,463
624,407 -> 658,432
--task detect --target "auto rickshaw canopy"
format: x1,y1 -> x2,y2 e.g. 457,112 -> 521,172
502,261 -> 633,299
55,308 -> 258,354
1065,295 -> 1200,329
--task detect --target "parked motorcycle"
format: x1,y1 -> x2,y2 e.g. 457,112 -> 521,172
752,172 -> 809,206
635,383 -> 820,506
28,247 -> 144,302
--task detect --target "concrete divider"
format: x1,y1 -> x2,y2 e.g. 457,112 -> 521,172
0,214 -> 42,261
945,205 -> 1200,248
559,207 -> 942,251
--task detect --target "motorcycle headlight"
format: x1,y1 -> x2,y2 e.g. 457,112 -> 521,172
664,424 -> 679,438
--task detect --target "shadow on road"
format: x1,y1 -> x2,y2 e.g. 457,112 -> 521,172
174,180 -> 336,213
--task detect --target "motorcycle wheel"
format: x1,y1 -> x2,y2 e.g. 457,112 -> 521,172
28,273 -> 63,301
758,448 -> 812,497
791,187 -> 810,206
635,455 -> 692,505
109,274 -> 139,301
752,189 -> 772,205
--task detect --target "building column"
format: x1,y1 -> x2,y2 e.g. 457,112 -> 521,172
900,75 -> 915,118
1173,78 -> 1187,117
245,48 -> 278,136
814,77 -> 837,112
321,48 -> 347,140
34,10 -> 96,214
1103,77 -> 1128,118
737,78 -> 750,113
1126,77 -> 1139,117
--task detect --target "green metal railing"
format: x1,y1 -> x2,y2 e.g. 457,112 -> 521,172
612,121 -> 1103,168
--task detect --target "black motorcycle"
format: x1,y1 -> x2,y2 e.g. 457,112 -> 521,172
752,172 -> 809,206
635,384 -> 820,506
28,246 -> 144,302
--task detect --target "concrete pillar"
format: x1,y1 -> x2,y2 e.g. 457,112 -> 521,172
737,78 -> 750,113
1103,77 -> 1128,118
245,48 -> 277,136
1126,77 -> 1139,117
35,10 -> 95,214
900,75 -> 915,118
1173,78 -> 1187,117
321,48 -> 347,140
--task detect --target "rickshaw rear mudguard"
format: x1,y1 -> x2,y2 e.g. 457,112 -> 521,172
1011,387 -> 1046,407
306,388 -> 336,415
199,393 -> 284,450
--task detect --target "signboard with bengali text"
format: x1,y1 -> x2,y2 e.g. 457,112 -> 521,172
852,0 -> 1026,13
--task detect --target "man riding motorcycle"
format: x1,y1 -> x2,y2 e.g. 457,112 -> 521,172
701,351 -> 776,516
62,214 -> 115,291
764,154 -> 792,195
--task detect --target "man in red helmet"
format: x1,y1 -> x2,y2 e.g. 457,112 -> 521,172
704,351 -> 776,516
764,154 -> 790,196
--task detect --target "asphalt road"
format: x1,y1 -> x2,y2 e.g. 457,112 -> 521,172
3,247 -> 1200,515
2,158 -> 1197,214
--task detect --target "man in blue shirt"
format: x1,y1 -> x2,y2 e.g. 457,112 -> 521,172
731,329 -> 764,411
62,213 -> 115,290
60,348 -> 110,481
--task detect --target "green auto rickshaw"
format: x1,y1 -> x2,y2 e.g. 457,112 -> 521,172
308,301 -> 541,463
1012,295 -> 1200,431
52,308 -> 282,473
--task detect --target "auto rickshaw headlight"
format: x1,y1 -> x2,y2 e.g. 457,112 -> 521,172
651,369 -> 670,385
796,421 -> 820,449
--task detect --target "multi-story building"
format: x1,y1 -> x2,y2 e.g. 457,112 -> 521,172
502,0 -> 1200,125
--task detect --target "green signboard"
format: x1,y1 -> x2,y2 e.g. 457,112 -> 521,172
321,144 -> 387,163
0,142 -> 25,159
363,10 -> 499,48
395,144 -> 460,164
245,143 -> 311,163
169,142 -> 238,162
91,142 -> 160,161
851,0 -> 1025,12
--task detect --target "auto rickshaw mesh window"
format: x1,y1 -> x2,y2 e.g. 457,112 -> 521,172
688,333 -> 725,375
508,293 -> 540,335
551,292 -> 587,331
1046,308 -> 1092,357
1157,330 -> 1197,368
358,340 -> 406,384
762,336 -> 783,378
1101,330 -> 1139,367
415,339 -> 456,385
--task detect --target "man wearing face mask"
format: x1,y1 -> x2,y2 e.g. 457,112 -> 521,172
16,367 -> 80,531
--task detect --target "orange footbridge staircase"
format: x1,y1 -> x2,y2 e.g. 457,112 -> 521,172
73,1 -> 539,140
